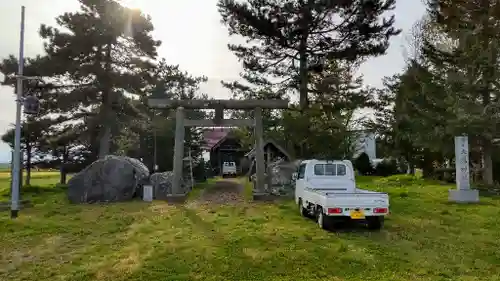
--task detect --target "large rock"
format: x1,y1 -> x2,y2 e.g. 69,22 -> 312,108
266,158 -> 300,196
250,158 -> 300,196
150,171 -> 189,199
67,155 -> 150,203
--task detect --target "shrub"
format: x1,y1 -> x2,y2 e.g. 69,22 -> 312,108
376,174 -> 422,186
374,159 -> 399,177
354,152 -> 374,175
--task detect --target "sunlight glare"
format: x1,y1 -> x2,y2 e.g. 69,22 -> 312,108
120,0 -> 144,37
120,0 -> 142,10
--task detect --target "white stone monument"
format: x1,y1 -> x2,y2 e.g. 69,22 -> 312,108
143,184 -> 153,202
448,136 -> 479,203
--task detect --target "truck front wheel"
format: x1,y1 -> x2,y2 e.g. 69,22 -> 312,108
366,216 -> 384,230
298,199 -> 308,217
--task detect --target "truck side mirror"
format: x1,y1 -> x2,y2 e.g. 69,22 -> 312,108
292,172 -> 298,180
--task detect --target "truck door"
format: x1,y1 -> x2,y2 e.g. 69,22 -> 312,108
295,163 -> 307,204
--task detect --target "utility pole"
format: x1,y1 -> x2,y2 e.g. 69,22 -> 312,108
11,5 -> 26,218
153,120 -> 157,171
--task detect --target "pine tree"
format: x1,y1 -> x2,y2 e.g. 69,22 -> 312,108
0,55 -> 62,184
423,0 -> 500,184
217,0 -> 400,109
39,0 -> 161,158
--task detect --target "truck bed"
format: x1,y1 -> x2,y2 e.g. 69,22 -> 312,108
307,187 -> 387,197
304,187 -> 389,211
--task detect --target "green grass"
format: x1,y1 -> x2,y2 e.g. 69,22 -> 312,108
187,177 -> 220,199
0,174 -> 499,280
0,171 -> 63,197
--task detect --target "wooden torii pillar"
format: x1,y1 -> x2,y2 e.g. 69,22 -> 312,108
148,98 -> 290,197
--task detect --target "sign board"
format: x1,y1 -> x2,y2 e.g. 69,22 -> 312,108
23,95 -> 40,115
454,136 -> 470,190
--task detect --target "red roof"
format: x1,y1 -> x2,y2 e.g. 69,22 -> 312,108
202,128 -> 231,149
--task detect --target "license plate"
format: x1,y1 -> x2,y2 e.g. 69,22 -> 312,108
350,210 -> 365,219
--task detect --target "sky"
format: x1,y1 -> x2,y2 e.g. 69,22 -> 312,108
0,0 -> 426,163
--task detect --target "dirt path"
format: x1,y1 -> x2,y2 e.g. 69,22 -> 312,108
196,179 -> 244,204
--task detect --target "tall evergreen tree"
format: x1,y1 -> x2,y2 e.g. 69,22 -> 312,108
422,0 -> 500,184
0,55 -> 63,184
39,0 -> 161,158
217,0 -> 400,109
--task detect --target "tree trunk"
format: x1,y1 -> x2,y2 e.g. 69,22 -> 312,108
298,7 -> 309,110
298,51 -> 308,109
60,146 -> 68,185
408,161 -> 415,175
422,148 -> 434,178
482,140 -> 494,185
98,120 -> 112,158
25,142 -> 31,186
479,10 -> 494,185
98,43 -> 114,159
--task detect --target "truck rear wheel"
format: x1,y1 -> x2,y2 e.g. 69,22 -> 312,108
317,208 -> 332,230
366,216 -> 384,230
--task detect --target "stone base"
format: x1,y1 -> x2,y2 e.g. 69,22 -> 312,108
448,189 -> 479,203
253,192 -> 283,201
163,194 -> 188,204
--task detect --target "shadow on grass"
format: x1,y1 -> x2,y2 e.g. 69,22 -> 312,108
104,202 -> 386,281
478,189 -> 500,199
187,178 -> 220,200
0,183 -> 67,197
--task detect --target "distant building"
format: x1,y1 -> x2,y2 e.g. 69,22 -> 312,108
203,128 -> 245,176
245,140 -> 292,163
202,128 -> 231,150
351,130 -> 376,160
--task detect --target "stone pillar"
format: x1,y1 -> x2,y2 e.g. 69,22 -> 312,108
449,135 -> 479,203
254,107 -> 265,195
172,107 -> 185,194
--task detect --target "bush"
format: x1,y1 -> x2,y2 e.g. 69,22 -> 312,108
376,174 -> 423,186
354,152 -> 374,175
374,159 -> 400,177
192,160 -> 207,181
433,168 -> 455,183
240,157 -> 251,175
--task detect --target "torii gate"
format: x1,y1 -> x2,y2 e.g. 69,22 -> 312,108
148,98 -> 290,199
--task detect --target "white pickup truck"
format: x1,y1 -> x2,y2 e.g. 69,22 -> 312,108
294,159 -> 389,231
222,161 -> 237,178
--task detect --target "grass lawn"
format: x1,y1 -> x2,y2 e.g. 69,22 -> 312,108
0,174 -> 499,281
0,171 -> 63,196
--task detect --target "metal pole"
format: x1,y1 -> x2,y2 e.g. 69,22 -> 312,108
11,6 -> 25,218
153,129 -> 157,171
153,112 -> 157,172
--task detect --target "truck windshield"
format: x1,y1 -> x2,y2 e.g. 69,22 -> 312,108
314,164 -> 346,176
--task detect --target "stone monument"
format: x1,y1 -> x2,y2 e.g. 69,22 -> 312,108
448,135 -> 479,203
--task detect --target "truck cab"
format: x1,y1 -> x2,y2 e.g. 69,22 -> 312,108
295,160 -> 356,198
222,161 -> 237,178
294,159 -> 389,231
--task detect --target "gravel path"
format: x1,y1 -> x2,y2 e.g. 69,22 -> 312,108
196,179 -> 244,204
